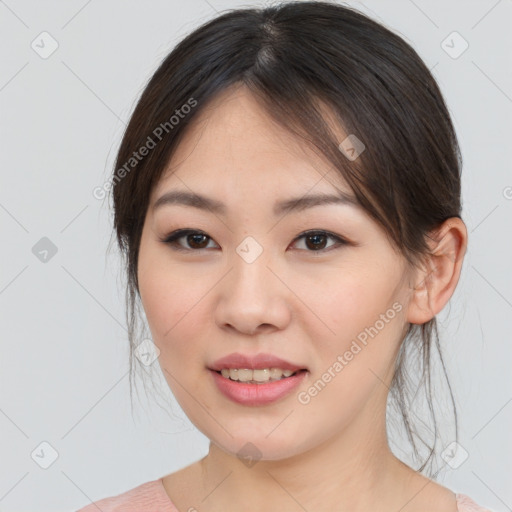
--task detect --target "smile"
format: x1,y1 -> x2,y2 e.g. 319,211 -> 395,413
218,367 -> 298,383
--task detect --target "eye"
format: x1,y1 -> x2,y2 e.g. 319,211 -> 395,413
290,230 -> 348,253
161,229 -> 218,251
160,229 -> 348,253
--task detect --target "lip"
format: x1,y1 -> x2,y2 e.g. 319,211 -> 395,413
209,368 -> 308,406
208,352 -> 309,406
208,352 -> 307,372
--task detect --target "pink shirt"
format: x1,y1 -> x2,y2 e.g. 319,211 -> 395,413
75,478 -> 493,512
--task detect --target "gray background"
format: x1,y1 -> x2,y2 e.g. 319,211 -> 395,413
0,0 -> 511,510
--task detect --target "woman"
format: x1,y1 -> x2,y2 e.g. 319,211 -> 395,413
77,1 -> 492,510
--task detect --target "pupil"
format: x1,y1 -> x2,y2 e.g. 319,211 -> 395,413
189,234 -> 208,248
307,233 -> 326,250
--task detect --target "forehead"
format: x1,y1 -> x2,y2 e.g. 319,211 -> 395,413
154,85 -> 352,198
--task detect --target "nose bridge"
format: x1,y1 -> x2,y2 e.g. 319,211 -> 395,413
230,233 -> 274,295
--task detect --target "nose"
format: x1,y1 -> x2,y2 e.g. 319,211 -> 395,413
214,248 -> 292,336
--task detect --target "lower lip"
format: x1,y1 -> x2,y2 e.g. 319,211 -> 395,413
209,369 -> 308,406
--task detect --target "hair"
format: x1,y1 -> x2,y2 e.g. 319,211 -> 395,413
107,0 -> 463,477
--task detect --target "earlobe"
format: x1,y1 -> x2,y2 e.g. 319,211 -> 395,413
406,218 -> 468,325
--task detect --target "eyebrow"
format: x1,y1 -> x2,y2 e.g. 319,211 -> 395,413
152,189 -> 360,216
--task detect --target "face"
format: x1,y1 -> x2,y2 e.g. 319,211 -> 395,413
137,85 -> 416,461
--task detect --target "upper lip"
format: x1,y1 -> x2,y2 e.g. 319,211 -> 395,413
209,352 -> 307,372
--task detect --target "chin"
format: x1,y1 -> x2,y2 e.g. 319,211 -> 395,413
210,431 -> 311,464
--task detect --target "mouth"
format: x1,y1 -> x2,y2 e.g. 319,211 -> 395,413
207,353 -> 309,405
211,368 -> 308,384
208,367 -> 309,406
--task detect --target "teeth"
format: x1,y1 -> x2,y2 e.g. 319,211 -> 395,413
219,368 -> 297,383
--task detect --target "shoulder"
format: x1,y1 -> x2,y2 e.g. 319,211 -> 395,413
400,470 -> 492,512
75,478 -> 177,512
456,493 -> 494,512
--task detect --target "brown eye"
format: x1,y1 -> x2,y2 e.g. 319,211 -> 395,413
162,229 -> 217,251
305,232 -> 329,250
185,233 -> 210,249
291,230 -> 347,253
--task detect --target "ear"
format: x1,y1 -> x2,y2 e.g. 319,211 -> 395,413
406,217 -> 468,325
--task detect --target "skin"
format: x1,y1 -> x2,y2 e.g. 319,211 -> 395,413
137,84 -> 468,512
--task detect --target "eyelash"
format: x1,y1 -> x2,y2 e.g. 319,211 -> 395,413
160,229 -> 349,254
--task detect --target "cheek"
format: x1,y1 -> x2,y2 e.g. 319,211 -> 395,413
140,273 -> 201,343
320,272 -> 396,335
310,261 -> 406,367
137,246 -> 196,345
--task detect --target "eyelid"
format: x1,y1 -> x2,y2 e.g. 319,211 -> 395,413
160,228 -> 350,253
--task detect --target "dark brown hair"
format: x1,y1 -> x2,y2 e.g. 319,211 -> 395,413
108,0 -> 462,477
